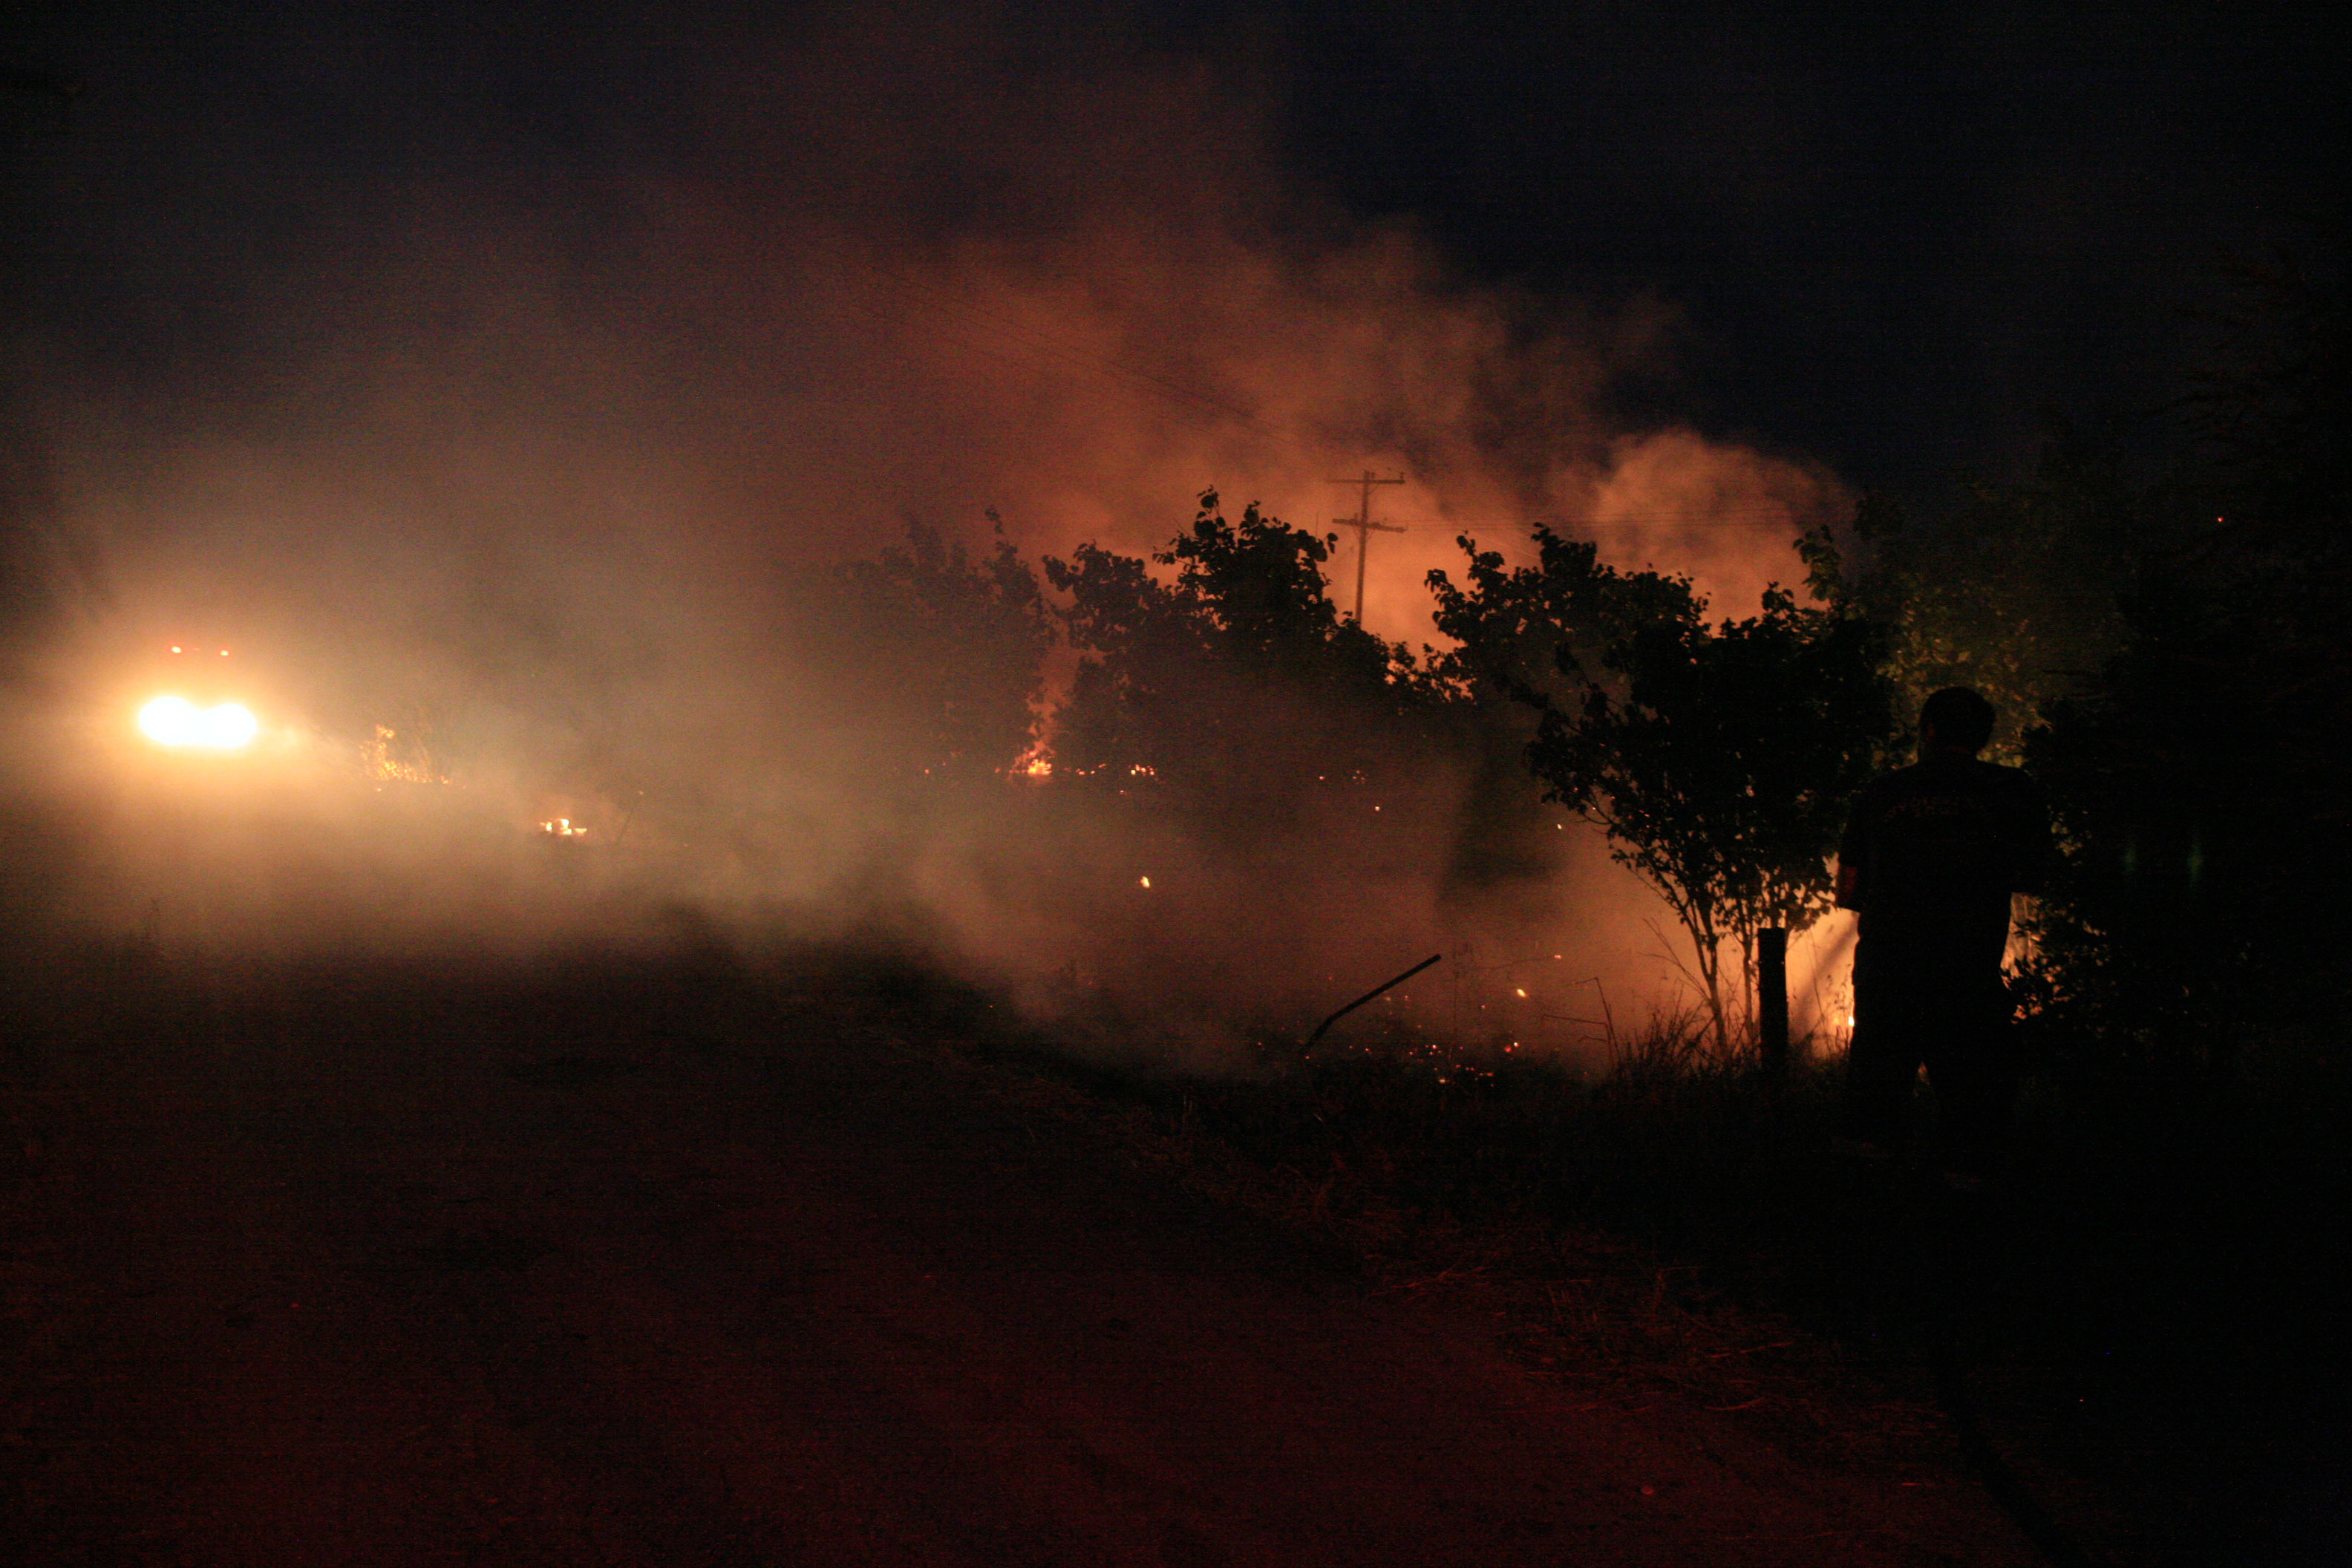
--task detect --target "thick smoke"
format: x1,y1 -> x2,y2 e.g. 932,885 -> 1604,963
8,4 -> 1858,1063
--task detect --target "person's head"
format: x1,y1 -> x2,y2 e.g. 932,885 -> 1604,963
1918,687 -> 1996,757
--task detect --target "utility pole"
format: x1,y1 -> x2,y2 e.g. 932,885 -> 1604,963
1327,469 -> 1405,624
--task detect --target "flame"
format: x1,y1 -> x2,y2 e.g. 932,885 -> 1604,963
1010,731 -> 1054,779
361,723 -> 445,783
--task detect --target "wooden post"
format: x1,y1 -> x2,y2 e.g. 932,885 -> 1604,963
1327,470 -> 1405,624
1757,927 -> 1789,1075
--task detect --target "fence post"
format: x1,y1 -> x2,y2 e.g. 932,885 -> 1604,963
1757,927 -> 1789,1077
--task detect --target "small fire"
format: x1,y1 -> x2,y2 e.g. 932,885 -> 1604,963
1514,987 -> 1528,999
1010,734 -> 1054,779
1139,875 -> 1151,889
361,724 -> 445,784
540,817 -> 588,838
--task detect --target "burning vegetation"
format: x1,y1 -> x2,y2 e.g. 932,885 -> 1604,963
360,722 -> 444,784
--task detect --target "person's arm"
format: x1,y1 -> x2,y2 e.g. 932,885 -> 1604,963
1835,794 -> 1870,911
2010,776 -> 2053,895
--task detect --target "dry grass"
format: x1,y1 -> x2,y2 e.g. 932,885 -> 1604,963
906,996 -> 1961,1477
886,964 -> 2352,1563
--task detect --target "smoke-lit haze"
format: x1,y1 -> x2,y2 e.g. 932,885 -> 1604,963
6,4 -> 1861,1062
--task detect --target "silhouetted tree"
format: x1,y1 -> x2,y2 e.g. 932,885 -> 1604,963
2021,233 -> 2352,1088
1042,537 -> 1202,778
1797,425 -> 2140,764
1426,528 -> 1693,711
1536,587 -> 1892,1049
1043,491 -> 1430,803
829,517 -> 1054,780
1425,529 -> 1705,898
1434,528 -> 1893,1047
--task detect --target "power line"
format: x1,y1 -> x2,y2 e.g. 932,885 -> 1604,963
1327,470 -> 1406,623
1447,510 -> 1844,539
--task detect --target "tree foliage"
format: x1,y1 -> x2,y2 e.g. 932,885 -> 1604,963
2019,235 -> 2352,1088
1797,425 -> 2138,763
2180,238 -> 2352,546
827,516 -> 1054,780
1043,491 -> 1431,803
1426,529 -> 1694,711
1434,528 -> 1894,1046
1537,587 -> 1892,1047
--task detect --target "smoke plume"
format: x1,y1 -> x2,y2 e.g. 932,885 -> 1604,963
7,2 -> 1859,1064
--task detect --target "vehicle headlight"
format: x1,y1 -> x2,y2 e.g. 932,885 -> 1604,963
140,696 -> 258,750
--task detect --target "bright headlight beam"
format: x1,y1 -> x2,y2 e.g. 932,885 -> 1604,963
138,695 -> 199,745
201,702 -> 258,748
140,696 -> 258,751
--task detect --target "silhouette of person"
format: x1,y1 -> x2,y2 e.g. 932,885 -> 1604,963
1835,687 -> 2051,1177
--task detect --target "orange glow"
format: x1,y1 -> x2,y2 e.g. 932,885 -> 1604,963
361,724 -> 445,784
1010,734 -> 1054,778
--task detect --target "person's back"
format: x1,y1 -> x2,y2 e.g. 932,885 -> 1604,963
1835,687 -> 2050,1175
1841,751 -> 2048,975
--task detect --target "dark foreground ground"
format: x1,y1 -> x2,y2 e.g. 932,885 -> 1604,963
0,940 -> 2062,1567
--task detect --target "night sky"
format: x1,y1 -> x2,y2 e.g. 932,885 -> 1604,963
1266,0 -> 2349,485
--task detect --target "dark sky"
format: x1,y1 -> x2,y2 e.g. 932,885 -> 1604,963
8,0 -> 2347,505
1262,0 -> 2348,486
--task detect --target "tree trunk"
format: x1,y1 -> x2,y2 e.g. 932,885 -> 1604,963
1688,915 -> 1730,1055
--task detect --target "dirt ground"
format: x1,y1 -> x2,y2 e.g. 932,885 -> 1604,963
0,947 -> 2051,1567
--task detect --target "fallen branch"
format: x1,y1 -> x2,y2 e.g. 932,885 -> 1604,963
1306,953 -> 1443,1046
